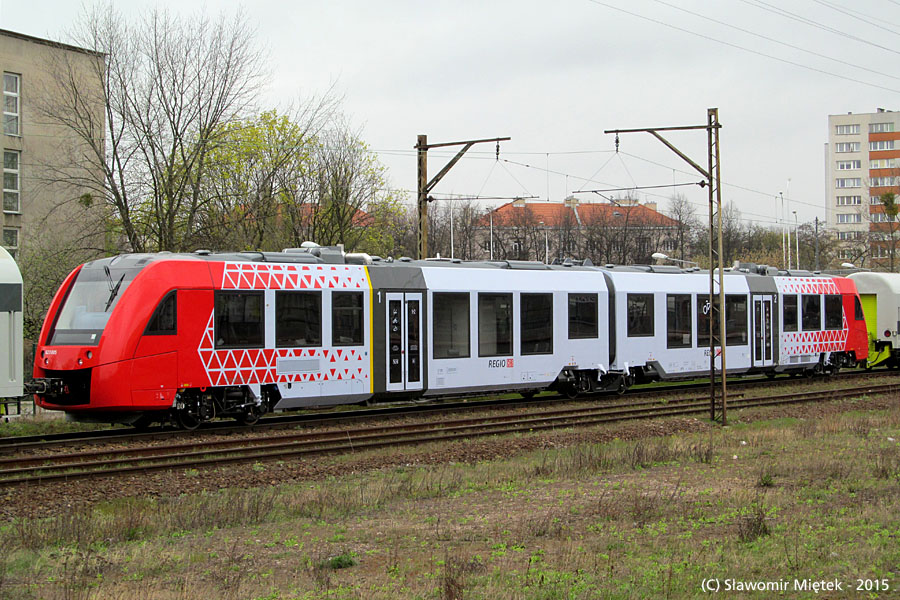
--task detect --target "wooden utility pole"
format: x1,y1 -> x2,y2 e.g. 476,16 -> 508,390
605,108 -> 727,424
416,135 -> 510,260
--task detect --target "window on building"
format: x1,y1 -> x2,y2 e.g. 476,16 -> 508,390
835,124 -> 860,135
836,178 -> 861,188
836,160 -> 861,170
835,142 -> 860,153
870,140 -> 895,151
666,294 -> 692,348
568,293 -> 598,339
870,159 -> 897,169
478,293 -> 512,357
3,150 -> 18,213
214,291 -> 263,348
839,248 -> 855,259
521,293 -> 553,354
2,226 -> 18,259
3,73 -> 18,136
332,291 -> 363,346
144,291 -> 177,335
824,295 -> 843,330
275,291 -> 321,347
783,294 -> 798,332
801,295 -> 821,331
626,293 -> 654,337
836,195 -> 861,206
837,213 -> 862,224
870,122 -> 894,133
870,177 -> 896,187
434,293 -> 470,359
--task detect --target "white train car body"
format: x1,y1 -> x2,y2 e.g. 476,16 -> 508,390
0,247 -> 23,398
421,263 -> 610,396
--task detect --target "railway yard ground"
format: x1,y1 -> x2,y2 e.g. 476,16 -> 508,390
1,379 -> 899,599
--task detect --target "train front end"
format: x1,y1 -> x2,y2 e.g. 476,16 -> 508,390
30,255 -> 154,421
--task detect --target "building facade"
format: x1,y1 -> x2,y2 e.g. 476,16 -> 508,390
0,29 -> 104,260
826,108 -> 900,267
477,197 -> 679,265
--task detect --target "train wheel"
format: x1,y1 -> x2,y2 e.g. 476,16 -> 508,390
176,410 -> 201,431
236,407 -> 261,426
564,384 -> 580,399
520,391 -> 536,399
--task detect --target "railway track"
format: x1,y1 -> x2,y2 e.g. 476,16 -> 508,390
2,379 -> 897,487
1,368 -> 894,453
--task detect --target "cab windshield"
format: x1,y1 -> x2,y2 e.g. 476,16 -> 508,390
49,264 -> 139,346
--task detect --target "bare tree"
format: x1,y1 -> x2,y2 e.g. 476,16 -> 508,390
36,4 -> 267,252
664,193 -> 700,261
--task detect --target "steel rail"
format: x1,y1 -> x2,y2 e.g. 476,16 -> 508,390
0,369 -> 893,453
1,382 -> 896,487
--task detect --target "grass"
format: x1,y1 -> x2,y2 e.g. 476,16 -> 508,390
0,412 -> 106,438
1,403 -> 899,598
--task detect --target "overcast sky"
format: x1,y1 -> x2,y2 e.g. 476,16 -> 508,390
1,0 -> 897,231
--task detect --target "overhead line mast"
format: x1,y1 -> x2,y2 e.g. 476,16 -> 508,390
415,135 -> 510,260
605,108 -> 727,425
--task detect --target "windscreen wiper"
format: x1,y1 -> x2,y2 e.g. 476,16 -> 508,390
104,266 -> 126,311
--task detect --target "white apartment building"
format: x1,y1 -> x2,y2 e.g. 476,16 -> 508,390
826,108 -> 900,264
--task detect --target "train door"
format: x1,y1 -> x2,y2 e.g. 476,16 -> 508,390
385,292 -> 423,392
751,294 -> 775,368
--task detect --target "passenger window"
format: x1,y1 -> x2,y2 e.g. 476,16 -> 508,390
332,292 -> 364,346
725,295 -> 748,346
144,291 -> 177,335
627,293 -> 654,337
478,293 -> 512,357
276,291 -> 321,347
854,296 -> 865,321
568,293 -> 598,339
824,295 -> 843,330
521,293 -> 553,355
666,294 -> 691,348
783,295 -> 798,332
802,295 -> 821,331
434,293 -> 470,358
215,291 -> 263,348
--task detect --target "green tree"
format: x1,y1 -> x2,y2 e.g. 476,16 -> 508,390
879,191 -> 900,272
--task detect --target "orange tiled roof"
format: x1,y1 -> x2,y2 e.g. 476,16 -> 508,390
478,201 -> 678,228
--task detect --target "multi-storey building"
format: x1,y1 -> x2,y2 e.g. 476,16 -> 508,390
476,197 -> 680,264
0,29 -> 104,260
826,108 -> 900,266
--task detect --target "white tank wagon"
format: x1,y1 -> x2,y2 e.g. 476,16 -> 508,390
0,247 -> 23,407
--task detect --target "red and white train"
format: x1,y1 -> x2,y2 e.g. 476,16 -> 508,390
30,247 -> 869,428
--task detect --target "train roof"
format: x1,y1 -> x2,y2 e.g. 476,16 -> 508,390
79,248 -> 848,279
0,246 -> 21,285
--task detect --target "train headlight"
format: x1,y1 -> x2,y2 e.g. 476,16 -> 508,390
77,358 -> 83,366
886,330 -> 893,338
86,351 -> 92,359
